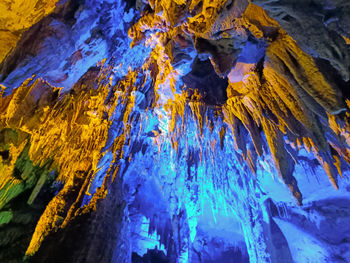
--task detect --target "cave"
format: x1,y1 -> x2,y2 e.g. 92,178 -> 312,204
0,0 -> 350,262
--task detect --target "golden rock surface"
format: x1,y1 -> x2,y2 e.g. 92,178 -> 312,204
0,0 -> 350,259
130,1 -> 350,204
0,0 -> 59,62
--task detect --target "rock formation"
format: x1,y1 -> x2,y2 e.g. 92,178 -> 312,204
0,0 -> 349,262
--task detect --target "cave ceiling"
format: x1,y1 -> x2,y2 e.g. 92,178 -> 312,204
0,0 -> 350,262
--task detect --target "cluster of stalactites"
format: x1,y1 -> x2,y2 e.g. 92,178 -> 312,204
0,0 -> 350,258
0,59 -> 151,255
130,1 -> 350,205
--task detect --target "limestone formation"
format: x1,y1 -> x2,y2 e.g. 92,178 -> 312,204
0,0 -> 350,262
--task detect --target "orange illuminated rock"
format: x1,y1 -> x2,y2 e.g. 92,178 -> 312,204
129,0 -> 350,209
0,63 -> 135,255
0,0 -> 350,260
0,0 -> 60,63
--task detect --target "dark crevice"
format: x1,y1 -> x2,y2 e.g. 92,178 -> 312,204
0,150 -> 9,160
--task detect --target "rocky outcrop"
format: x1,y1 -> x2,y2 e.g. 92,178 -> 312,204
0,0 -> 80,83
252,0 -> 350,81
0,0 -> 61,63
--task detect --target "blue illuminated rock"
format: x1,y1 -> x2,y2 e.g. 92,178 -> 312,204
0,0 -> 350,263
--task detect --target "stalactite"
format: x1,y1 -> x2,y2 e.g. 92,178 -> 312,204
0,0 -> 350,262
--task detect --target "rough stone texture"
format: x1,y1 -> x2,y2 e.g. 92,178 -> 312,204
0,0 -> 350,262
252,0 -> 350,81
29,179 -> 127,263
0,0 -> 61,63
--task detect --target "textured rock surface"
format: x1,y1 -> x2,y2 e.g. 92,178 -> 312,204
0,0 -> 350,262
0,0 -> 60,62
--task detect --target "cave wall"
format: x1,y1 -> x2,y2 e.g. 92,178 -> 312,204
0,0 -> 350,262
